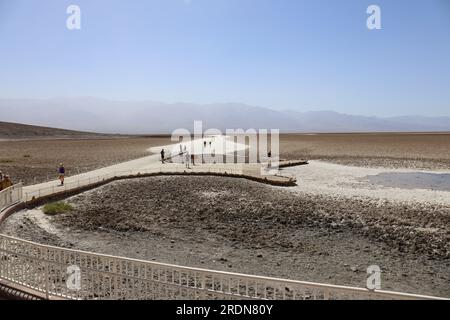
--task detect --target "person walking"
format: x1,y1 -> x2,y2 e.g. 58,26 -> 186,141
267,150 -> 272,168
1,175 -> 12,190
0,172 -> 7,191
191,153 -> 195,166
58,163 -> 65,186
161,149 -> 165,164
185,151 -> 190,169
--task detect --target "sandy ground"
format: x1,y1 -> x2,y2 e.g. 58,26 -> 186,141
1,176 -> 449,297
283,160 -> 450,205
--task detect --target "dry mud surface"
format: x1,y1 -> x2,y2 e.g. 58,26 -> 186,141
1,133 -> 450,187
2,176 -> 449,297
280,133 -> 450,170
0,137 -> 171,185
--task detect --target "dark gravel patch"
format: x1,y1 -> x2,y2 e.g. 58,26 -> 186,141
55,176 -> 450,260
2,176 -> 449,297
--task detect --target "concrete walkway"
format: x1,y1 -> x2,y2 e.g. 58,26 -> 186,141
23,153 -> 297,202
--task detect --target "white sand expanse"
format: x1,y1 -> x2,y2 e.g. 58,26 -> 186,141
148,135 -> 249,156
282,160 -> 450,205
149,137 -> 450,206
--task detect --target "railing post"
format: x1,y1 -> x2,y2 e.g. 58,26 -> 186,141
44,248 -> 50,300
324,289 -> 330,300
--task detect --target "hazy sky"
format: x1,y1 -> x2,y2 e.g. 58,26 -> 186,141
0,0 -> 449,116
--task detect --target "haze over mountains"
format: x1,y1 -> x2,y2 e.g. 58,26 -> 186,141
0,98 -> 449,134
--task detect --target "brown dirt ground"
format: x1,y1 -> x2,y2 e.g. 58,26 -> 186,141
0,137 -> 171,185
279,133 -> 450,170
1,133 -> 449,186
2,176 -> 449,297
1,133 -> 449,298
0,121 -> 100,138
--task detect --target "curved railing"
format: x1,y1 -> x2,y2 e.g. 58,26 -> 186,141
23,166 -> 246,202
0,183 -> 23,212
0,234 -> 444,300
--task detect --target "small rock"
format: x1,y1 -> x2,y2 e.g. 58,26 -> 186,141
350,266 -> 358,272
257,254 -> 263,258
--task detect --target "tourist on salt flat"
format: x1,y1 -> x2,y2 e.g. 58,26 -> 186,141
185,151 -> 190,169
58,163 -> 65,186
161,149 -> 165,164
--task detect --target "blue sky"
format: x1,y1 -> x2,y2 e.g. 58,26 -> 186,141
0,0 -> 449,116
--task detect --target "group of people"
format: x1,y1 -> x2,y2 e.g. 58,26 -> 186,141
160,147 -> 196,168
0,171 -> 13,191
161,140 -> 215,167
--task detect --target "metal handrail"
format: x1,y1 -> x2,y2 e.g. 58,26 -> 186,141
23,166 -> 245,202
0,233 -> 445,300
0,183 -> 23,212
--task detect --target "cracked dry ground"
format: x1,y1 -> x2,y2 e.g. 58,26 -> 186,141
3,175 -> 449,297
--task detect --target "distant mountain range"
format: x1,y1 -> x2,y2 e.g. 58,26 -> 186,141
0,98 -> 449,134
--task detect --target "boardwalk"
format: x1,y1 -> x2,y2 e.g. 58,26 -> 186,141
23,154 -> 298,202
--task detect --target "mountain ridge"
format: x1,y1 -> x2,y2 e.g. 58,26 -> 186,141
0,98 -> 449,134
